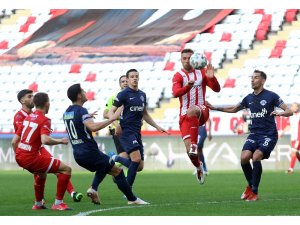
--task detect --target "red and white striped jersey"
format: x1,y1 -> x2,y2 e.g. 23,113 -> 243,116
172,68 -> 220,116
289,112 -> 300,141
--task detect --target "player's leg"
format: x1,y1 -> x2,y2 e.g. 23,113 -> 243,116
109,165 -> 149,204
186,106 -> 201,155
127,150 -> 141,187
32,172 -> 48,210
197,127 -> 208,173
287,141 -> 300,173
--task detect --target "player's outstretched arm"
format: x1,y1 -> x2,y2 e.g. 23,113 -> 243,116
41,135 -> 68,145
143,109 -> 170,134
207,101 -> 242,113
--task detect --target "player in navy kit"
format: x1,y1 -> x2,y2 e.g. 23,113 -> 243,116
63,83 -> 149,205
207,70 -> 292,201
108,69 -> 169,190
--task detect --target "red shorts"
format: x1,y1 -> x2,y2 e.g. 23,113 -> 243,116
15,149 -> 60,174
39,146 -> 52,157
291,140 -> 300,150
179,105 -> 209,140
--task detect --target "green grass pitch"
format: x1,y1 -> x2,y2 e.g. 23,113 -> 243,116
1,170 -> 299,216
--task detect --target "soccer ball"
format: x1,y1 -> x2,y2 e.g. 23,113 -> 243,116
189,52 -> 208,69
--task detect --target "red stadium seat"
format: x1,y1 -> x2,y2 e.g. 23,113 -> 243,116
69,64 -> 81,73
220,32 -> 232,42
285,10 -> 297,23
19,23 -> 30,32
275,40 -> 287,48
269,47 -> 283,58
85,72 -> 96,82
86,91 -> 95,101
26,16 -> 36,24
261,14 -> 272,22
0,40 -> 8,49
223,78 -> 236,88
254,9 -> 264,14
257,21 -> 270,31
256,29 -> 267,41
28,82 -> 38,92
204,51 -> 212,62
207,25 -> 215,33
163,61 -> 175,71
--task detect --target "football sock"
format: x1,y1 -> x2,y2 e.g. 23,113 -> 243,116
114,171 -> 136,201
296,151 -> 300,161
127,161 -> 140,186
114,155 -> 131,168
252,161 -> 262,194
56,173 -> 71,200
35,201 -> 43,207
189,154 -> 200,167
241,162 -> 253,187
289,155 -> 297,169
199,153 -> 207,171
54,199 -> 63,205
66,181 -> 75,195
189,116 -> 200,145
92,170 -> 107,191
34,176 -> 46,202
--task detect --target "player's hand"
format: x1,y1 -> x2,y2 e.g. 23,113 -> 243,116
90,111 -> 98,118
187,80 -> 195,88
115,125 -> 122,136
61,137 -> 68,145
206,63 -> 215,78
207,134 -> 212,141
157,126 -> 171,135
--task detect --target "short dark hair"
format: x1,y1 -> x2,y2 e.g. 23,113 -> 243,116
181,48 -> 194,54
119,75 -> 126,84
126,69 -> 138,78
67,83 -> 81,102
33,92 -> 49,108
254,70 -> 267,80
17,89 -> 33,102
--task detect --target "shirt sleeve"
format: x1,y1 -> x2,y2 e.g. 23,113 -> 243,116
172,73 -> 191,97
113,92 -> 124,108
40,119 -> 52,136
274,93 -> 284,107
240,95 -> 248,108
80,107 -> 93,123
13,113 -> 24,135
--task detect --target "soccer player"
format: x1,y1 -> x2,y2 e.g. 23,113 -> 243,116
108,69 -> 169,189
279,102 -> 300,173
64,83 -> 148,205
103,75 -> 129,164
207,70 -> 292,201
12,92 -> 72,210
12,89 -> 83,203
197,118 -> 212,174
172,48 -> 220,184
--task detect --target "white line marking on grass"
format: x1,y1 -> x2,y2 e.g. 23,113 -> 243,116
74,197 -> 300,216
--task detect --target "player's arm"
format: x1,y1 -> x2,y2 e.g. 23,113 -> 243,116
207,102 -> 243,113
11,134 -> 20,152
41,135 -> 68,145
143,108 -> 170,134
172,73 -> 193,97
84,116 -> 118,132
271,103 -> 293,117
203,64 -> 221,92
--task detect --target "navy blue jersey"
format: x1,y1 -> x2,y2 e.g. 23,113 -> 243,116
113,87 -> 146,133
240,89 -> 284,136
63,105 -> 98,157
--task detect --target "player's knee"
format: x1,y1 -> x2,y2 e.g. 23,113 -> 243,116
187,107 -> 201,118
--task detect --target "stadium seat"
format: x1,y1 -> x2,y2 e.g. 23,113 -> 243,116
285,10 -> 298,23
269,47 -> 283,58
26,16 -> 36,24
0,40 -> 8,49
223,78 -> 236,88
220,32 -> 232,42
28,82 -> 38,92
85,72 -> 96,82
275,40 -> 287,48
69,64 -> 81,73
163,61 -> 175,71
256,29 -> 267,41
254,9 -> 265,14
86,91 -> 95,101
19,23 -> 30,32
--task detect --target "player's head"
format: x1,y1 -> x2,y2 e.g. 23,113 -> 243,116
126,69 -> 139,89
181,48 -> 194,71
119,75 -> 128,90
291,102 -> 299,113
67,83 -> 87,104
17,89 -> 34,109
251,70 -> 267,90
33,92 -> 50,114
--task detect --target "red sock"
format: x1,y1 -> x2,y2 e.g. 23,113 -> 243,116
189,116 -> 199,145
56,173 -> 71,200
290,155 -> 297,169
34,176 -> 46,202
188,154 -> 200,168
56,174 -> 74,194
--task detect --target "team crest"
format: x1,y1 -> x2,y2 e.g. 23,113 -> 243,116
260,100 -> 267,106
140,95 -> 145,102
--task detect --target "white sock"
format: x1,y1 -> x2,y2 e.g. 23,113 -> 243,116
55,199 -> 63,205
71,191 -> 75,197
35,201 -> 43,206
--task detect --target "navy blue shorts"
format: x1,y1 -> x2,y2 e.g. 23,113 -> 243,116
197,125 -> 207,149
119,131 -> 144,160
74,150 -> 114,173
242,133 -> 278,159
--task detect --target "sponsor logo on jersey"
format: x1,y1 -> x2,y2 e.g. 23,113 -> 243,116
63,111 -> 74,120
130,105 -> 144,111
251,108 -> 267,118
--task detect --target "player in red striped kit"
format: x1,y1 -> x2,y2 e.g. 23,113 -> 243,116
279,102 -> 300,173
12,90 -> 81,209
172,49 -> 220,184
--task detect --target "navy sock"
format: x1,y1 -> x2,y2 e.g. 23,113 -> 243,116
92,170 -> 107,191
114,171 -> 136,201
241,162 -> 253,187
252,161 -> 262,194
199,154 -> 207,171
127,161 -> 140,186
115,156 -> 131,168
